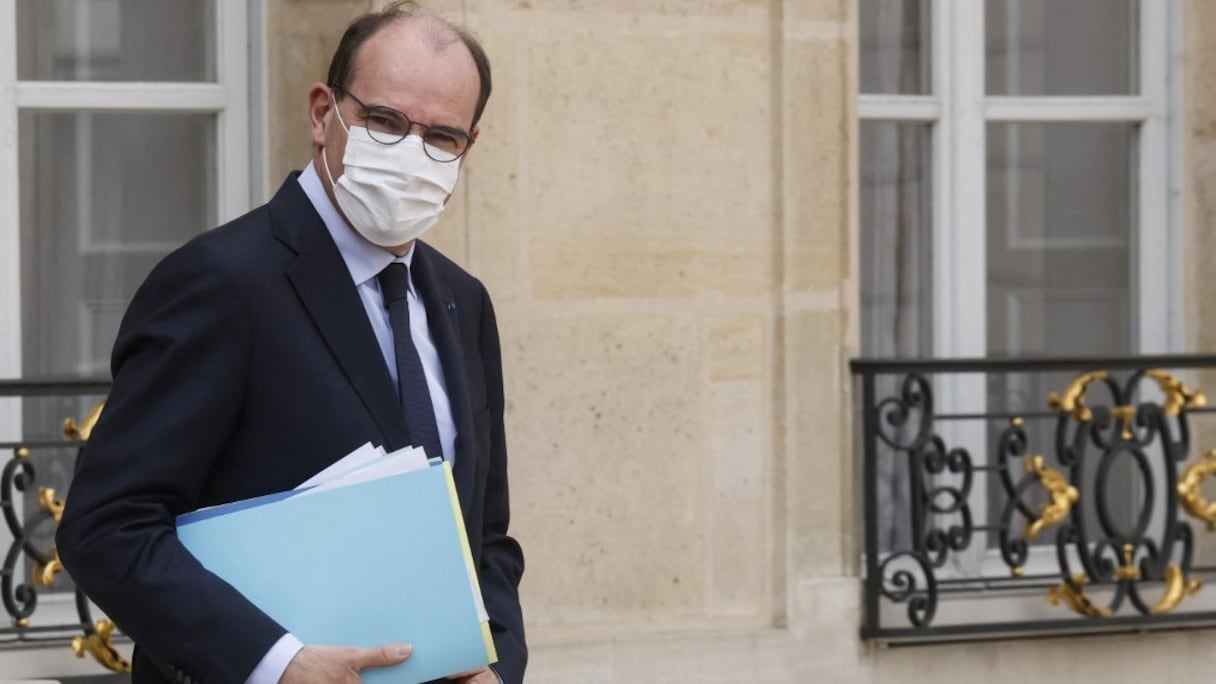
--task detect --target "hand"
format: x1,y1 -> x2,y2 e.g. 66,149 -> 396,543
446,666 -> 500,683
280,643 -> 412,683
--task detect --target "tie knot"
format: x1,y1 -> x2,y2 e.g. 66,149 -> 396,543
378,262 -> 410,304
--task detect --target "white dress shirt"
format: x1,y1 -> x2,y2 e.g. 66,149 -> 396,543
244,162 -> 458,684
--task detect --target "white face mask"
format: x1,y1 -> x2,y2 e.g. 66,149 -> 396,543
322,98 -> 460,248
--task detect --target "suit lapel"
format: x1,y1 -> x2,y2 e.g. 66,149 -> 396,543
411,245 -> 477,519
271,177 -> 410,451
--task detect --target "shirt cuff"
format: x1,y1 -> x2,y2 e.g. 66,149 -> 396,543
245,632 -> 304,684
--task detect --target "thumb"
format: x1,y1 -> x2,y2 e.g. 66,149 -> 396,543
349,643 -> 412,671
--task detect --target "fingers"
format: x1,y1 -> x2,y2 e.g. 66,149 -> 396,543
446,666 -> 497,683
348,642 -> 413,671
281,643 -> 414,684
468,670 -> 499,684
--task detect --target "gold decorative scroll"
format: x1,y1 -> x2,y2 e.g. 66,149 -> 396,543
1047,546 -> 1143,618
1048,369 -> 1205,433
1113,544 -> 1141,582
1110,405 -> 1138,441
38,486 -> 64,524
1047,574 -> 1112,619
31,548 -> 63,588
1113,370 -> 1208,439
1112,544 -> 1203,614
1048,370 -> 1109,422
63,401 -> 105,442
1148,565 -> 1203,615
1023,455 -> 1079,542
1047,546 -> 1202,617
1145,369 -> 1207,416
72,620 -> 132,674
60,400 -> 128,672
1179,449 -> 1216,530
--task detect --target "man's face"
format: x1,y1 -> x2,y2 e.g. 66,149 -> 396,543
310,19 -> 481,198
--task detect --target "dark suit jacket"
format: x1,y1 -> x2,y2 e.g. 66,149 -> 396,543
56,175 -> 526,684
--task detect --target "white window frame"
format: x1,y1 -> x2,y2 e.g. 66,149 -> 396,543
0,0 -> 259,676
860,0 -> 1183,578
0,0 -> 254,383
859,1 -> 1182,357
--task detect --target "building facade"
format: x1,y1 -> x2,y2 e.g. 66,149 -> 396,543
2,0 -> 1216,681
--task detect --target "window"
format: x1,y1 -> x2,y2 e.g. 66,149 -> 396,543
859,0 -> 1182,568
5,0 -> 253,382
860,0 -> 1180,363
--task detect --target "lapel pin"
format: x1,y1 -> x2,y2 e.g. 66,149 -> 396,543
447,302 -> 457,312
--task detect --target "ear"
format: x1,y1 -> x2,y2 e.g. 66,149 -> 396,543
460,125 -> 480,165
307,82 -> 335,149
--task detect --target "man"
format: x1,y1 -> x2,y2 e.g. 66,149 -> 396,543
55,3 -> 525,683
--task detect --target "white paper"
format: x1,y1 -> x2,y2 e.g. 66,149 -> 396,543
295,445 -> 430,497
295,442 -> 384,489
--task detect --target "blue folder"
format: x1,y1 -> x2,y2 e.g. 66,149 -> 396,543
176,461 -> 496,684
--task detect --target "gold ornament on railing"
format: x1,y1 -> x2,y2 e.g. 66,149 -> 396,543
63,401 -> 105,442
1048,369 -> 1206,438
1047,544 -> 1202,618
1110,405 -> 1138,441
1023,455 -> 1079,542
38,486 -> 64,525
1041,370 -> 1210,619
71,620 -> 131,674
1047,370 -> 1108,422
31,548 -> 63,588
60,400 -> 129,673
1113,543 -> 1141,582
1047,574 -> 1112,619
1178,449 -> 1216,531
1149,564 -> 1203,614
1145,369 -> 1207,416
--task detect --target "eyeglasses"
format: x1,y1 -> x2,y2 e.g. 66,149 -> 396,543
330,84 -> 472,162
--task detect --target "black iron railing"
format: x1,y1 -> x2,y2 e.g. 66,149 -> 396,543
0,378 -> 129,672
854,356 -> 1216,642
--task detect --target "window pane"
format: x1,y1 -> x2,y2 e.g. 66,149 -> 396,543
861,121 -> 933,359
860,0 -> 932,95
986,122 -> 1133,359
861,121 -> 933,552
986,0 -> 1138,95
19,113 -> 217,378
16,0 -> 216,82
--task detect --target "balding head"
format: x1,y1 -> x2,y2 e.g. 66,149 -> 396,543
325,1 -> 492,128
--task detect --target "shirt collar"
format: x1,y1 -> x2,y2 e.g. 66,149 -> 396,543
297,161 -> 414,290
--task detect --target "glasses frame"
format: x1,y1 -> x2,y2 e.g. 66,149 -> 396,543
330,84 -> 472,162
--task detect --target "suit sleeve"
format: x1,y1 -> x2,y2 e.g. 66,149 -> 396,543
56,242 -> 287,683
476,286 -> 528,684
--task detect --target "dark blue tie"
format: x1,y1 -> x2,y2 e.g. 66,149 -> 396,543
377,263 -> 443,460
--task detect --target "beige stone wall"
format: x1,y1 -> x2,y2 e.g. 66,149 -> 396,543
1184,0 -> 1216,568
263,1 -> 1216,681
1188,0 -> 1216,358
